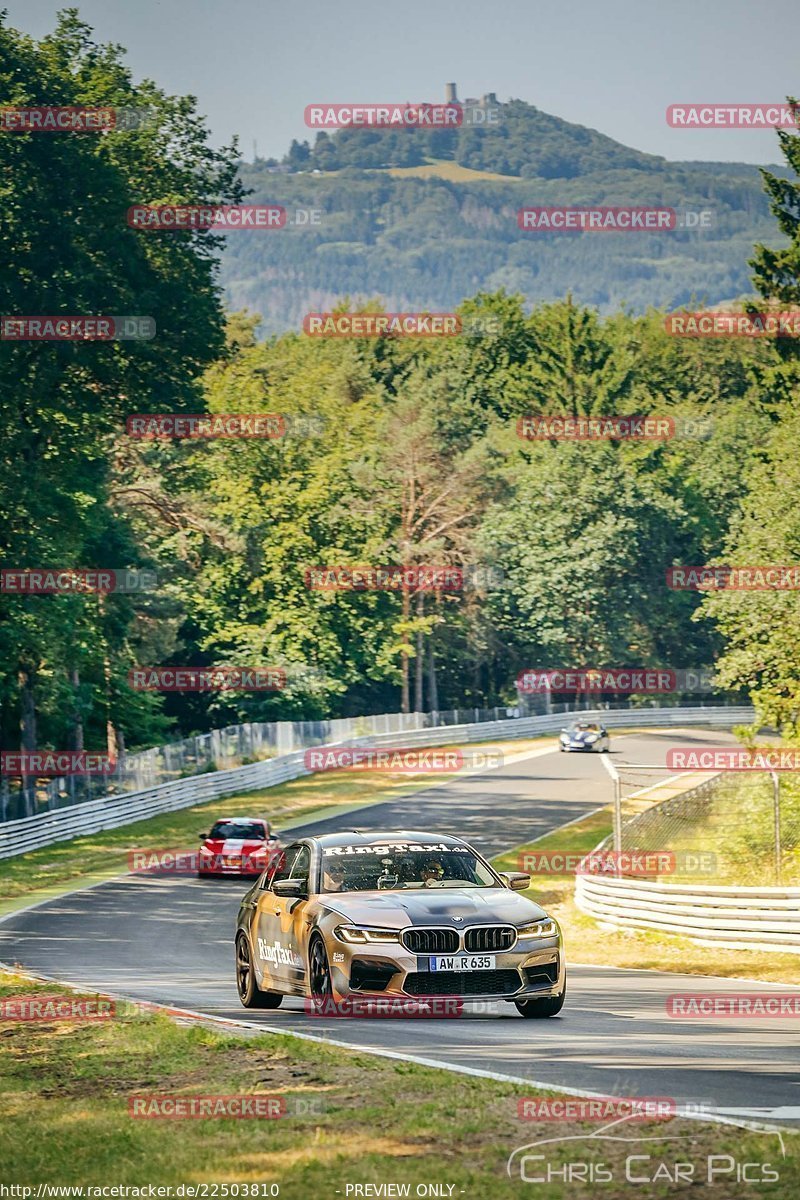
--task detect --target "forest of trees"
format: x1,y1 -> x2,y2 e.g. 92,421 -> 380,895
2,12 -> 800,771
222,157 -> 782,334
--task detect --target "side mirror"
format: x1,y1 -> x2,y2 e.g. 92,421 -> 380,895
268,833 -> 280,841
272,878 -> 307,898
500,871 -> 531,891
198,832 -> 209,840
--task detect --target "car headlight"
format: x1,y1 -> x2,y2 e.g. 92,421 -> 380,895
585,734 -> 598,743
516,918 -> 558,939
559,733 -> 569,742
200,847 -> 213,856
334,925 -> 401,944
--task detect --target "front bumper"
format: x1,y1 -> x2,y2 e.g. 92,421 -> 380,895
328,938 -> 564,1001
198,856 -> 267,877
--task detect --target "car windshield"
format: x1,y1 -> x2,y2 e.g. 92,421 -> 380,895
208,821 -> 265,840
319,843 -> 499,893
571,723 -> 600,732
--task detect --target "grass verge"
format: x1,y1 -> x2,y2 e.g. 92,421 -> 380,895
0,970 -> 795,1196
492,811 -> 800,986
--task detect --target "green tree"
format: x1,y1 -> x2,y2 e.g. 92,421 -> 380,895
0,9 -> 241,785
699,403 -> 800,735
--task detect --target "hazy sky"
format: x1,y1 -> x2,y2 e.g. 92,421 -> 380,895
4,0 -> 797,165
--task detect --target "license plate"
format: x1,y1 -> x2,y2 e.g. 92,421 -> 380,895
429,955 -> 496,972
224,857 -> 241,866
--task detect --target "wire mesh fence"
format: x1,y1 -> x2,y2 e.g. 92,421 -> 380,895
0,703 -> 537,822
607,765 -> 800,886
0,694 -> 746,824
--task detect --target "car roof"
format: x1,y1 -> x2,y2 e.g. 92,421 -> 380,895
211,816 -> 266,824
304,830 -> 468,848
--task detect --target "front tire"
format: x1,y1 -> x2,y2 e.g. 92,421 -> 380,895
235,934 -> 282,1009
308,934 -> 334,1011
514,976 -> 566,1019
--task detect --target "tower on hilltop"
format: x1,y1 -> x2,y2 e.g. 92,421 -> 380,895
444,83 -> 499,109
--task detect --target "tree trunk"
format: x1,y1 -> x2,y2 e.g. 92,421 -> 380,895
69,667 -> 84,751
427,634 -> 439,715
414,591 -> 424,713
400,585 -> 410,714
98,595 -> 118,764
18,664 -> 37,817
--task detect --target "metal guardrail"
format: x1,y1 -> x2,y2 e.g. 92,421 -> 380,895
575,758 -> 800,953
2,708 -> 474,819
575,873 -> 800,953
2,695 -> 750,821
0,705 -> 754,861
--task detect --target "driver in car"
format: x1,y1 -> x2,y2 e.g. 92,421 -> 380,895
421,859 -> 445,885
323,861 -> 346,892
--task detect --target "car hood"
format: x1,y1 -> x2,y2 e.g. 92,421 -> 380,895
564,729 -> 598,742
203,838 -> 267,854
320,887 -> 549,929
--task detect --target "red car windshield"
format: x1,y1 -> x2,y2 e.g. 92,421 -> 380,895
208,822 -> 266,840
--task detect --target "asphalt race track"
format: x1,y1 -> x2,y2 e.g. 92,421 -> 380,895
3,727 -> 799,1127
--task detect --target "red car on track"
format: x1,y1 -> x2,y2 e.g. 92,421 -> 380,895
197,817 -> 283,879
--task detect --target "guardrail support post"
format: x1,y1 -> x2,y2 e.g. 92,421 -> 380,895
772,770 -> 782,884
613,775 -> 622,859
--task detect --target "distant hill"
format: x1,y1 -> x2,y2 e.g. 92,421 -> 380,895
290,97 -> 666,178
219,91 -> 786,334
